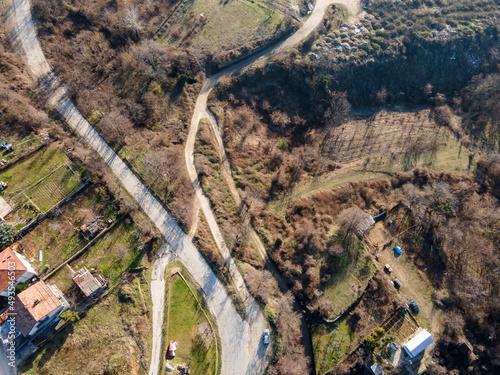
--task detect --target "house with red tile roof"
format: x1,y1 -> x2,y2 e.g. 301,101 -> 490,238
2,281 -> 68,339
0,247 -> 36,297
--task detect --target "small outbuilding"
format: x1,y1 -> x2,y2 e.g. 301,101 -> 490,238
72,267 -> 106,298
403,329 -> 434,359
394,246 -> 402,255
354,216 -> 375,238
168,340 -> 178,357
393,279 -> 402,289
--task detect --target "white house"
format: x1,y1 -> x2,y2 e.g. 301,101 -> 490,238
0,247 -> 37,297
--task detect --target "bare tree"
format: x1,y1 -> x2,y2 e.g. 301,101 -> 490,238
336,206 -> 370,237
98,110 -> 134,147
123,5 -> 144,38
135,40 -> 170,81
244,267 -> 279,304
142,147 -> 180,199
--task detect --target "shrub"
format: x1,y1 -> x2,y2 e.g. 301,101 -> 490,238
277,140 -> 289,150
60,310 -> 80,322
0,224 -> 14,248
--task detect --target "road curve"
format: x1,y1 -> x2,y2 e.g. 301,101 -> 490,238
9,0 -> 270,374
185,0 -> 364,369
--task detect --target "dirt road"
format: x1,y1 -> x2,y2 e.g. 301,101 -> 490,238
185,0 -> 364,369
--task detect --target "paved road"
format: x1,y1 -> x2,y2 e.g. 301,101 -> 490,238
9,0 -> 270,374
184,0 -> 364,369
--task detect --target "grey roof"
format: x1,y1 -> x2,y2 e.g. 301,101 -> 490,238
72,267 -> 105,297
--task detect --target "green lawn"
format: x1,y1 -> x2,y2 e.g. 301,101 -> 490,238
312,318 -> 356,375
18,185 -> 118,274
0,134 -> 40,162
26,165 -> 81,212
163,274 -> 218,375
0,144 -> 68,200
73,216 -> 141,285
323,250 -> 376,318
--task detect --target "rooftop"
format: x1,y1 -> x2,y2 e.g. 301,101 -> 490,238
15,281 -> 63,337
403,329 -> 434,358
72,267 -> 105,297
0,247 -> 27,293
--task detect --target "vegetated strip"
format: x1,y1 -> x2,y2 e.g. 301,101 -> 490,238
175,270 -> 219,375
0,143 -> 45,171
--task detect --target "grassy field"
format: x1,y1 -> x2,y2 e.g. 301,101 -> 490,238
0,144 -> 82,225
312,318 -> 356,374
160,0 -> 285,54
0,134 -> 41,162
376,239 -> 441,332
73,216 -> 141,286
162,272 -> 219,375
194,120 -> 262,266
322,250 -> 376,318
20,279 -> 152,375
267,109 -> 470,215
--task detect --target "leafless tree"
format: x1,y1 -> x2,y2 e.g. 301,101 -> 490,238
244,267 -> 279,304
98,110 -> 134,147
123,5 -> 144,38
135,40 -> 170,81
142,147 -> 180,199
336,206 -> 370,237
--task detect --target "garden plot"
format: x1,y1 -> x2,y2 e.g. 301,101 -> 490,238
25,165 -> 81,213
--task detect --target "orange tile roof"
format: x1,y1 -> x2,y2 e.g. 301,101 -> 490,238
15,281 -> 62,337
0,247 -> 27,293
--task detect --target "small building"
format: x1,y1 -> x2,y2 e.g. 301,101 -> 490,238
168,340 -> 178,357
12,280 -> 69,338
72,267 -> 106,298
354,216 -> 375,238
394,246 -> 402,255
80,219 -> 104,239
384,264 -> 392,274
0,247 -> 37,297
393,279 -> 402,289
365,358 -> 385,375
403,329 -> 434,359
369,363 -> 384,375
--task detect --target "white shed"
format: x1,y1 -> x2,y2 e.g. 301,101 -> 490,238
403,329 -> 434,358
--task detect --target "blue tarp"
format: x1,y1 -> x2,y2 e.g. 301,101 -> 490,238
395,246 -> 402,255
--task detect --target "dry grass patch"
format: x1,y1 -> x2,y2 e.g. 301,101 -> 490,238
160,0 -> 288,57
20,279 -> 152,375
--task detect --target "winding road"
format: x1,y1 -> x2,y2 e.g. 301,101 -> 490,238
7,0 -> 362,374
185,0 -> 364,369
